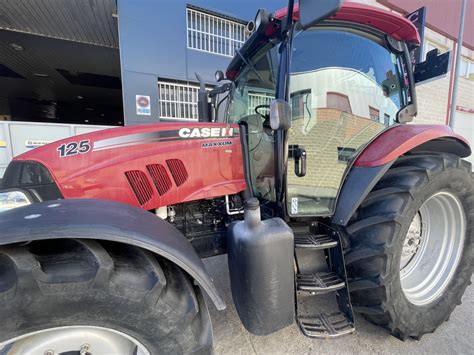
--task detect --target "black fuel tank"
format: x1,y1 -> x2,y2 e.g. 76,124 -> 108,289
227,198 -> 294,335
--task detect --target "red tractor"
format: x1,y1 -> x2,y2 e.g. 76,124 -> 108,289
0,1 -> 472,353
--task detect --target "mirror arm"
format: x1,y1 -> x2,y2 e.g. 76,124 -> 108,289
397,42 -> 417,123
281,0 -> 295,34
272,0 -> 295,219
209,83 -> 232,98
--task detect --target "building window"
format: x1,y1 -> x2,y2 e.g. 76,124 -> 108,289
247,91 -> 274,116
327,92 -> 352,114
187,7 -> 247,57
158,81 -> 201,120
384,113 -> 391,126
459,58 -> 474,80
338,147 -> 356,163
369,106 -> 380,121
291,89 -> 312,120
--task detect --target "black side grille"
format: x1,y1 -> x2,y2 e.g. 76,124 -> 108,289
166,159 -> 188,187
146,164 -> 172,196
124,170 -> 153,205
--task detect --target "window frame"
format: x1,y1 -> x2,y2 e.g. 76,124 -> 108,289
326,92 -> 352,114
158,80 -> 212,121
369,106 -> 380,121
186,6 -> 248,58
290,89 -> 312,120
459,57 -> 474,80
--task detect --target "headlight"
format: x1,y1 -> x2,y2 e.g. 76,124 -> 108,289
0,190 -> 32,212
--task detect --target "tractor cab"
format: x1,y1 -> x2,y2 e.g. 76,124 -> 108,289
218,1 -> 449,219
225,15 -> 407,217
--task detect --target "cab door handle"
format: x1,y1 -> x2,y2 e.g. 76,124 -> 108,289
294,148 -> 306,177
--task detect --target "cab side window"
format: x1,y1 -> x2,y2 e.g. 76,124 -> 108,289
287,28 -> 406,216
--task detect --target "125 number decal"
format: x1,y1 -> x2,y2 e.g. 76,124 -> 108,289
57,140 -> 91,157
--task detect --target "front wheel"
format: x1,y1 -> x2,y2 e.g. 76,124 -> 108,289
0,239 -> 213,354
343,152 -> 473,340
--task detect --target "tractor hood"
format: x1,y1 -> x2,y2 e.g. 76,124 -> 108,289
10,123 -> 246,209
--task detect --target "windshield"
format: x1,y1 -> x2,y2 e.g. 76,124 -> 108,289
226,44 -> 279,123
225,43 -> 279,201
223,26 -> 407,213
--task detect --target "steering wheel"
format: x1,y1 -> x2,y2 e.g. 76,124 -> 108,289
254,104 -> 270,120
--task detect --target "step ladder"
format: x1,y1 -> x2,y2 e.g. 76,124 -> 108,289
294,223 -> 355,338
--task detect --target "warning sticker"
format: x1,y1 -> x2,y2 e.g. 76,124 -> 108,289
25,140 -> 52,149
136,95 -> 151,116
0,140 -> 6,148
291,197 -> 298,214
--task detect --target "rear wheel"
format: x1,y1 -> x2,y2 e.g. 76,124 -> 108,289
0,239 -> 213,354
343,153 -> 473,339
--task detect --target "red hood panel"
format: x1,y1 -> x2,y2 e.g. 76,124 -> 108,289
15,122 -> 246,209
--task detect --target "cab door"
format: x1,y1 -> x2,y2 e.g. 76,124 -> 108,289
286,27 -> 406,216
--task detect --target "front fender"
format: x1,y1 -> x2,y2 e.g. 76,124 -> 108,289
0,198 -> 225,310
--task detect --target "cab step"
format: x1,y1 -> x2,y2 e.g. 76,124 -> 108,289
294,224 -> 355,339
297,312 -> 355,338
296,271 -> 345,294
294,232 -> 338,249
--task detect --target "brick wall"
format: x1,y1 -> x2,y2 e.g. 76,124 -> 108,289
287,108 -> 385,193
360,0 -> 474,128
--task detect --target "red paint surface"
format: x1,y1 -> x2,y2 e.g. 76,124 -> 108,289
378,0 -> 474,50
14,123 -> 246,209
355,124 -> 471,167
274,2 -> 420,44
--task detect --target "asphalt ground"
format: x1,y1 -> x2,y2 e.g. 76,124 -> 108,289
203,255 -> 474,354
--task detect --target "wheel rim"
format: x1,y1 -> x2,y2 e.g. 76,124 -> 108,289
400,191 -> 466,306
0,326 -> 151,355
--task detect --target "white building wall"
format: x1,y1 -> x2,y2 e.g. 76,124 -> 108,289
291,68 -> 399,120
0,122 -> 113,178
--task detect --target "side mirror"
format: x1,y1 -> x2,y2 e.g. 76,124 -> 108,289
298,0 -> 342,30
270,99 -> 291,130
414,49 -> 452,85
215,70 -> 225,82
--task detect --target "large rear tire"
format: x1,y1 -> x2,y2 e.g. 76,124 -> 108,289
0,239 -> 213,354
343,152 -> 473,339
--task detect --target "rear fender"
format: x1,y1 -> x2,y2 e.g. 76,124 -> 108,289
0,198 -> 226,310
333,124 -> 471,226
353,124 -> 470,168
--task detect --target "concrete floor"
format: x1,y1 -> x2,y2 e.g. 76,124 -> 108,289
203,255 -> 474,354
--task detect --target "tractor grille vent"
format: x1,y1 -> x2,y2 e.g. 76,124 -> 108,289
146,164 -> 172,196
166,159 -> 188,187
125,170 -> 154,205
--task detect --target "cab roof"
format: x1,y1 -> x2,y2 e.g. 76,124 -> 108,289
274,2 -> 420,44
226,2 -> 420,81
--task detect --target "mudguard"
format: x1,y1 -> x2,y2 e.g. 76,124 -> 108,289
333,124 -> 471,226
0,198 -> 226,310
353,124 -> 470,168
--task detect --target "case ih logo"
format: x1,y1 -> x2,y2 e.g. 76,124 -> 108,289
178,127 -> 235,138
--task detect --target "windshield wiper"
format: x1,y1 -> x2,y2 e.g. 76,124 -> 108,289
236,49 -> 266,84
